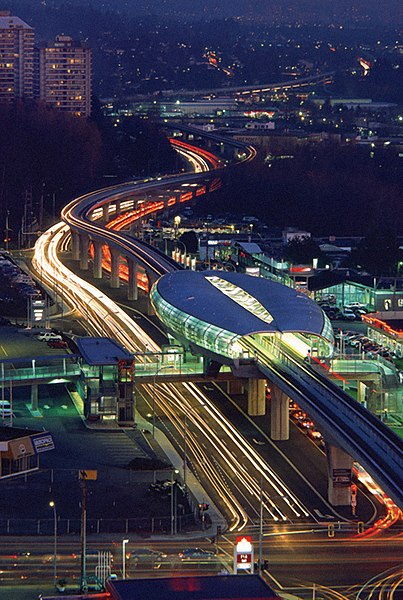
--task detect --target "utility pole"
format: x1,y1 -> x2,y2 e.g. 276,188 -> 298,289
80,476 -> 87,593
259,475 -> 263,571
79,470 -> 97,592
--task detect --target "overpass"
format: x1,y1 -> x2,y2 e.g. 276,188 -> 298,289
159,71 -> 334,98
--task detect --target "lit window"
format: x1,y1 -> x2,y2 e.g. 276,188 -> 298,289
205,276 -> 274,324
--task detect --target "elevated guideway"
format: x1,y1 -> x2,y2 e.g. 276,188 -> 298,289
61,129 -> 255,299
160,71 -> 334,98
241,335 -> 403,510
43,128 -> 402,512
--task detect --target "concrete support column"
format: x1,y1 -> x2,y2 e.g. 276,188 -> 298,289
127,259 -> 138,301
71,230 -> 80,261
247,378 -> 266,416
110,249 -> 120,289
79,234 -> 89,271
31,383 -> 39,412
226,380 -> 245,395
115,199 -> 121,215
357,381 -> 366,407
270,383 -> 290,441
327,444 -> 354,506
102,203 -> 109,222
146,272 -> 155,316
366,383 -> 378,414
93,240 -> 103,279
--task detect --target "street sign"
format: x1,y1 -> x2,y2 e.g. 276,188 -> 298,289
79,470 -> 98,480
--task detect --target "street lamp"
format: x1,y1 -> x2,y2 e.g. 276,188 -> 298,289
173,215 -> 181,238
171,469 -> 180,535
49,501 -> 57,588
174,239 -> 188,267
122,538 -> 129,579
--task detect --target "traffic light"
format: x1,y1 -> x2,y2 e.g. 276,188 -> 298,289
328,524 -> 335,538
357,521 -> 364,534
198,503 -> 209,511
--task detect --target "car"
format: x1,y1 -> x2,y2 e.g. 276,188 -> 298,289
178,548 -> 215,561
128,548 -> 167,568
37,332 -> 62,342
308,429 -> 323,441
349,335 -> 367,347
298,418 -> 315,429
340,309 -> 356,321
344,302 -> 366,310
47,339 -> 68,349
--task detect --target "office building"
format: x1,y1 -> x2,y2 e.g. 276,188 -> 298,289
0,11 -> 34,101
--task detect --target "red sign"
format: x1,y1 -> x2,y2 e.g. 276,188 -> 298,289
236,535 -> 252,545
237,552 -> 252,565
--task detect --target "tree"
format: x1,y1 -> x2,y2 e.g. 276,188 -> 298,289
284,237 -> 322,265
179,231 -> 198,254
350,228 -> 401,276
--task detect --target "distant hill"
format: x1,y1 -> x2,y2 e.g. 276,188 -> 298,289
93,0 -> 403,25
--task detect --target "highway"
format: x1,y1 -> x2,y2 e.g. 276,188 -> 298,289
55,123 -> 403,513
26,132 -> 402,595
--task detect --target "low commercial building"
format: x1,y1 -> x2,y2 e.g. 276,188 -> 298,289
362,312 -> 403,358
0,426 -> 54,478
107,575 -> 280,600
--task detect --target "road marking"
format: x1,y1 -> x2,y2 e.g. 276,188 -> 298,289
0,345 -> 8,356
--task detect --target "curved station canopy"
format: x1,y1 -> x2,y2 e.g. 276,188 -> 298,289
151,271 -> 334,361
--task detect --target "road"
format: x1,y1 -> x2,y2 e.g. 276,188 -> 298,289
20,137 -> 402,597
1,531 -> 402,596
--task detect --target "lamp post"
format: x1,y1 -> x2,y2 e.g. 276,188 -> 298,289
173,215 -> 181,238
175,239 -> 187,265
171,469 -> 180,535
122,538 -> 129,580
49,501 -> 57,588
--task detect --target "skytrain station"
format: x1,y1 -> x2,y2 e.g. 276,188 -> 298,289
150,270 -> 335,364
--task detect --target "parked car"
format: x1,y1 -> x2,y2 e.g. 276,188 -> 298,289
37,332 -> 62,342
344,302 -> 367,310
340,309 -> 357,321
47,339 -> 68,349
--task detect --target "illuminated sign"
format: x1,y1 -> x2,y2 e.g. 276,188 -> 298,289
32,433 -> 55,454
234,536 -> 254,573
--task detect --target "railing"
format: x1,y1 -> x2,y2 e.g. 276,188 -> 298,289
244,337 -> 403,507
0,356 -> 82,382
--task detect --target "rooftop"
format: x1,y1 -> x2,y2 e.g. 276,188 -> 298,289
154,271 -> 325,338
107,575 -> 280,600
76,337 -> 132,366
0,426 -> 42,442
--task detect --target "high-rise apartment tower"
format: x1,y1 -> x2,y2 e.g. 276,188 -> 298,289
39,35 -> 92,117
0,11 -> 34,101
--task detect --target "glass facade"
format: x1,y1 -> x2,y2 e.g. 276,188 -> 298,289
150,286 -> 243,359
151,284 -> 334,359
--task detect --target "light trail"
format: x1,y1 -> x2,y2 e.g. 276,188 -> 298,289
31,134 -> 312,531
